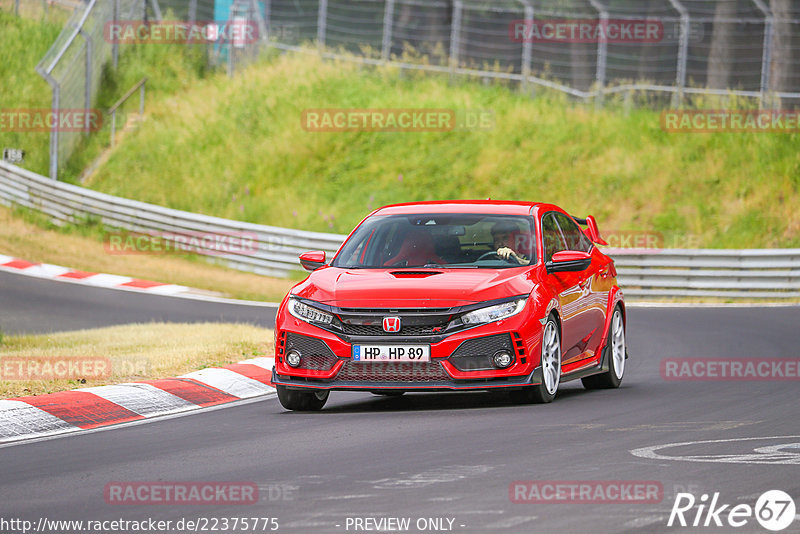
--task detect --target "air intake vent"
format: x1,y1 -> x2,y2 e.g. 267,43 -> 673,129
390,271 -> 442,277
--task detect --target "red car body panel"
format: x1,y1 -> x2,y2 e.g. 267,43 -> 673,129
272,201 -> 625,392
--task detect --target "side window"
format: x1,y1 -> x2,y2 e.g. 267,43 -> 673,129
541,213 -> 567,262
553,213 -> 592,253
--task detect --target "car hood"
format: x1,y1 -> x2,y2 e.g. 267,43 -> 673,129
291,267 -> 536,307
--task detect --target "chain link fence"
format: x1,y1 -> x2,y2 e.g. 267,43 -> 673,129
31,0 -> 156,180
247,0 -> 800,107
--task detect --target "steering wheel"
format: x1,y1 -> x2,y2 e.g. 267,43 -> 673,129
476,251 -> 502,261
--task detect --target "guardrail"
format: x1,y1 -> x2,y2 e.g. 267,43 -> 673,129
0,161 -> 346,278
607,248 -> 800,299
1,161 -> 798,298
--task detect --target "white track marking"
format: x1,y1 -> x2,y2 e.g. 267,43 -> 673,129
0,395 -> 275,449
13,263 -> 71,278
0,400 -> 78,442
180,368 -> 274,398
76,273 -> 133,287
77,383 -> 196,417
631,435 -> 800,465
237,357 -> 275,370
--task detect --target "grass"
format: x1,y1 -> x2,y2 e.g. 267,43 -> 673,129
0,322 -> 273,398
0,205 -> 297,302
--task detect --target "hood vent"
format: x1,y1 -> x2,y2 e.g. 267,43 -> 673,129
390,271 -> 442,278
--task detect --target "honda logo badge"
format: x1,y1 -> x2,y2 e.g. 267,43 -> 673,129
383,317 -> 401,333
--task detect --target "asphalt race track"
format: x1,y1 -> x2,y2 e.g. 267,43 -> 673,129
1,271 -> 798,533
0,270 -> 276,334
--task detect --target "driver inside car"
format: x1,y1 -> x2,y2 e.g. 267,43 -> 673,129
491,222 -> 531,265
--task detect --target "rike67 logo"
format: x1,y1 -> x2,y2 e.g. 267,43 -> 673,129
668,490 -> 796,531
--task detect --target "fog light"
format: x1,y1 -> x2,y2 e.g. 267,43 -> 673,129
493,351 -> 514,369
286,350 -> 302,368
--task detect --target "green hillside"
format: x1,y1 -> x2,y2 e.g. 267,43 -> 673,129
83,51 -> 799,248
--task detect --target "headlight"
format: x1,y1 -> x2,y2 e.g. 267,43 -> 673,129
461,298 -> 527,325
287,297 -> 334,325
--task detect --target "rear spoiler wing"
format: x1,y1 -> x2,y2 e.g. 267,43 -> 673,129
572,215 -> 608,246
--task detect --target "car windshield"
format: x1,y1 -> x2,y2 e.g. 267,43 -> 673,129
332,213 -> 537,269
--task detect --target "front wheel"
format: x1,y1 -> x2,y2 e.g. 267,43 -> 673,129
276,385 -> 329,411
509,316 -> 561,404
582,307 -> 626,390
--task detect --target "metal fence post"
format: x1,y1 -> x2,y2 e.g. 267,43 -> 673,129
149,0 -> 162,21
249,0 -> 269,45
381,0 -> 395,63
751,0 -> 773,108
588,0 -> 607,107
668,0 -> 689,107
188,0 -> 197,23
14,0 -> 19,16
50,84 -> 60,180
264,0 -> 271,41
79,29 -> 93,136
113,0 -> 120,68
317,0 -> 328,52
449,1 -> 463,77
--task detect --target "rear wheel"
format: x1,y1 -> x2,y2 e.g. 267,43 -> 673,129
509,317 -> 561,404
582,307 -> 626,390
276,385 -> 329,411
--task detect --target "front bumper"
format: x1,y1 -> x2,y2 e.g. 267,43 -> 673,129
273,314 -> 545,392
271,364 -> 544,392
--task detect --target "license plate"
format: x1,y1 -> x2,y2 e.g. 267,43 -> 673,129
352,345 -> 430,362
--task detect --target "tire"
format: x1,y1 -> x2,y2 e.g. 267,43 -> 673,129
276,385 -> 329,411
582,306 -> 626,390
370,391 -> 406,397
509,316 -> 561,404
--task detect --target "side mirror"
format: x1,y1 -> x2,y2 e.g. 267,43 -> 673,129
299,251 -> 326,271
546,251 -> 592,274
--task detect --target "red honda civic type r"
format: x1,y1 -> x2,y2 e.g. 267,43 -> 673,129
272,201 -> 627,411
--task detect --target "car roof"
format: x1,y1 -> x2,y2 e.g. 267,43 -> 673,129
373,200 -> 560,217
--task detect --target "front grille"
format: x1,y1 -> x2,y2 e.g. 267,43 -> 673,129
336,307 -> 452,337
341,324 -> 446,336
336,361 -> 451,382
286,333 -> 338,371
449,334 -> 514,371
